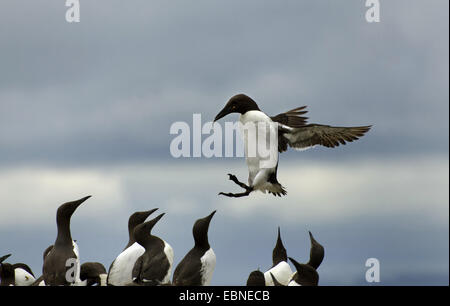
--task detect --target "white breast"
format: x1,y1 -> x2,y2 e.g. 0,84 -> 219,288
72,241 -> 81,284
14,268 -> 36,286
264,261 -> 294,286
162,241 -> 174,283
240,111 -> 279,182
288,280 -> 301,286
108,242 -> 145,286
200,248 -> 216,286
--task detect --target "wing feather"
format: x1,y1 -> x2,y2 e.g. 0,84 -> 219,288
271,106 -> 308,128
283,124 -> 371,150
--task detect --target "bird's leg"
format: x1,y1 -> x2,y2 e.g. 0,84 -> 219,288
227,174 -> 250,190
218,174 -> 253,197
218,189 -> 252,198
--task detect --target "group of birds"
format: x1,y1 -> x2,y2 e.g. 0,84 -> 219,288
1,94 -> 365,286
1,196 -> 216,286
1,195 -> 324,286
246,228 -> 324,286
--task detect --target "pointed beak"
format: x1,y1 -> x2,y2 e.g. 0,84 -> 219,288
206,210 -> 217,222
214,106 -> 230,122
0,254 -> 11,264
73,195 -> 91,208
148,213 -> 165,229
288,257 -> 302,272
144,208 -> 159,219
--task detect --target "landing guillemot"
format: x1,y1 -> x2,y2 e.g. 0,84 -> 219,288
43,195 -> 91,286
264,227 -> 293,286
132,213 -> 174,285
214,94 -> 371,197
173,210 -> 217,286
107,208 -> 159,286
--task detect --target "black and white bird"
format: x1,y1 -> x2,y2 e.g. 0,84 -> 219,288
264,227 -> 293,286
288,231 -> 324,286
214,94 -> 371,197
80,262 -> 107,286
288,257 -> 319,286
173,211 -> 217,286
107,208 -> 159,286
132,213 -> 174,285
0,254 -> 36,286
43,195 -> 91,286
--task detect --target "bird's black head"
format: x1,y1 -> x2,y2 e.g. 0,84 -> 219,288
272,227 -> 288,267
193,210 -> 216,249
128,208 -> 159,237
307,231 -> 324,270
288,257 -> 319,286
133,213 -> 165,245
56,195 -> 91,223
214,94 -> 260,122
246,270 -> 265,286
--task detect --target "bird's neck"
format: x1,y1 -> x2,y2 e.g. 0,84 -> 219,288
194,235 -> 210,251
55,217 -> 73,245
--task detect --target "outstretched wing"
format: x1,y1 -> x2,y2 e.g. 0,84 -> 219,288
281,124 -> 371,151
271,106 -> 308,128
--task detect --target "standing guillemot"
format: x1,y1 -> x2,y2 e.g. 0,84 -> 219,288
264,227 -> 293,286
214,94 -> 371,197
80,262 -> 107,286
288,231 -> 324,286
307,231 -> 325,270
43,195 -> 91,286
246,270 -> 266,286
107,208 -> 159,286
173,211 -> 217,286
132,213 -> 174,285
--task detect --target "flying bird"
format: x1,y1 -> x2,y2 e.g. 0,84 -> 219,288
214,94 -> 371,197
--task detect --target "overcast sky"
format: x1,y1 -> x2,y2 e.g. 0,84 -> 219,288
0,0 -> 448,285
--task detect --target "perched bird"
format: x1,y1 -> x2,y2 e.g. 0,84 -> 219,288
264,227 -> 293,286
80,262 -> 107,286
306,231 -> 325,270
246,270 -> 266,286
288,257 -> 319,286
288,231 -> 324,286
107,208 -> 159,286
173,211 -> 217,286
214,94 -> 371,197
132,213 -> 174,285
43,195 -> 91,286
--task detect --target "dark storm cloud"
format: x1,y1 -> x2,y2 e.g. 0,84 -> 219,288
0,0 -> 448,165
